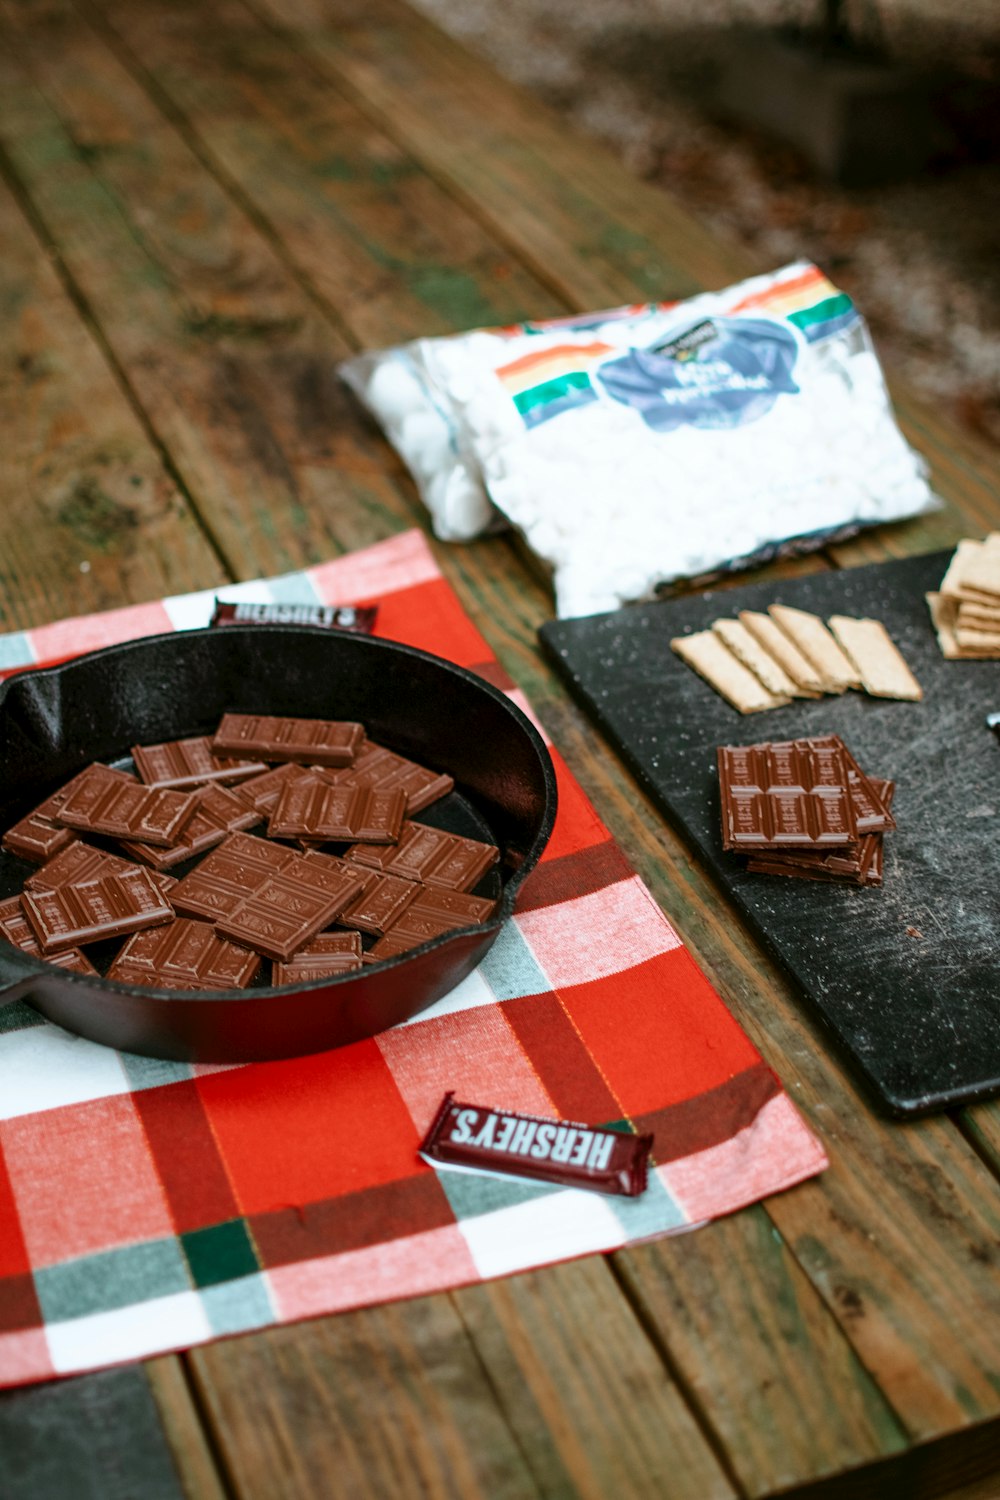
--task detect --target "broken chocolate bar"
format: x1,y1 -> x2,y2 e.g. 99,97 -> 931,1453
107,918 -> 261,991
420,1093 -> 651,1196
21,866 -> 174,953
268,770 -> 406,844
345,821 -> 499,891
328,741 -> 454,815
211,713 -> 364,768
214,849 -> 366,961
54,764 -> 200,847
717,740 -> 857,851
271,931 -> 364,986
131,735 -> 267,788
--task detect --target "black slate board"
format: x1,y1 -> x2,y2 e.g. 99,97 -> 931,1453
540,552 -> 1000,1117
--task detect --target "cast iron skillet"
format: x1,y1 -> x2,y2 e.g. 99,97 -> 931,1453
0,627 -> 557,1061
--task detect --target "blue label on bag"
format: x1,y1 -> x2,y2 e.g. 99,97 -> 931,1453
597,316 -> 800,433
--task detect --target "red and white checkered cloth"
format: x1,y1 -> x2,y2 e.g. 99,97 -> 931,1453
0,530 -> 826,1388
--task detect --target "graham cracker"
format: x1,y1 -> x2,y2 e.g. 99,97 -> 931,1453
955,624 -> 1000,652
961,533 -> 1000,600
768,604 -> 862,692
671,631 -> 790,713
828,615 -> 923,700
956,601 -> 1000,631
737,611 -> 825,696
927,593 -> 1000,659
711,618 -> 801,698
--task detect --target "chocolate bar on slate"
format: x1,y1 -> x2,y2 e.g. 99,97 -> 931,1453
717,740 -> 857,851
212,713 -> 364,768
420,1092 -> 651,1197
268,771 -> 406,844
800,736 -> 895,833
211,600 -> 378,633
1,765 -> 113,864
21,866 -> 174,953
107,918 -> 261,991
365,887 -> 496,961
747,780 -> 894,887
120,783 -> 262,870
25,841 -> 178,898
170,832 -> 299,920
329,741 -> 454,815
272,931 -> 364,986
0,893 -> 97,973
131,735 -> 267,789
215,849 -> 366,961
54,764 -> 200,847
345,821 -> 499,891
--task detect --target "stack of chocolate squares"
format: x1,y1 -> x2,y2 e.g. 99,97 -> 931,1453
0,713 -> 500,990
717,734 -> 895,886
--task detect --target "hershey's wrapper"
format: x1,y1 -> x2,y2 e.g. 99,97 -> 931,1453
210,600 -> 378,633
420,1092 -> 651,1197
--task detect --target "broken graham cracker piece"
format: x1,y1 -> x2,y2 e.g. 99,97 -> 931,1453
710,619 -> 801,700
767,604 -> 862,692
671,630 -> 790,714
827,616 -> 923,701
737,612 -> 825,696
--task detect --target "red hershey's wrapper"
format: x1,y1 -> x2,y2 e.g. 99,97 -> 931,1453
420,1093 -> 651,1197
210,600 -> 377,633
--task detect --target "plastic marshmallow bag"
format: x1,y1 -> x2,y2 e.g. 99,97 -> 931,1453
341,262 -> 938,617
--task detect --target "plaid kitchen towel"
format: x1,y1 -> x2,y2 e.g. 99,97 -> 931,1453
0,529 -> 826,1388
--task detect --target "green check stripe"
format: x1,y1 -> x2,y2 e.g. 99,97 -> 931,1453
512,370 -> 593,417
788,292 -> 855,331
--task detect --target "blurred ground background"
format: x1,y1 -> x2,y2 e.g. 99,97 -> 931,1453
411,0 -> 1000,451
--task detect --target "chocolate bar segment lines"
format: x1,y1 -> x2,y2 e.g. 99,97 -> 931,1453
272,932 -> 364,986
131,735 -> 267,788
330,742 -> 455,815
21,866 -> 174,953
55,764 -> 200,847
170,832 -> 299,921
212,713 -> 364,767
107,918 -> 261,991
269,771 -> 406,844
120,783 -> 262,869
718,741 -> 857,850
25,841 -> 177,898
346,821 -> 500,891
215,850 -> 367,961
366,888 -> 496,960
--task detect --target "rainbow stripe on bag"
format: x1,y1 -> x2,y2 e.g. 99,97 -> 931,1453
495,264 -> 860,430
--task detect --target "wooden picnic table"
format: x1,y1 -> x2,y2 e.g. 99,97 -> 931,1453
1,0 -> 998,1495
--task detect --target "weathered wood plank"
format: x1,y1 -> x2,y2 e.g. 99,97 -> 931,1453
255,0 -> 998,552
449,1259 -> 737,1500
958,1102 -> 1000,1183
189,1298 -> 545,1500
145,1357 -> 231,1500
0,165 -> 223,628
79,0 -> 562,344
0,0 -> 419,581
0,1366 -> 189,1500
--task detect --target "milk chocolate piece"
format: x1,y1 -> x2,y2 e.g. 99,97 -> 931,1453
337,872 -> 420,936
0,893 -> 97,972
215,849 -> 366,961
120,783 -> 262,869
346,821 -> 499,891
420,1093 -> 651,1197
21,866 -> 174,953
269,771 -> 406,844
800,736 -> 895,833
1,765 -> 115,863
55,764 -> 200,847
746,780 -> 894,887
107,918 -> 261,991
25,841 -> 178,899
131,735 -> 267,788
212,713 -> 364,768
170,832 -> 298,920
718,740 -> 857,851
328,742 -> 454,815
272,931 -> 364,986
211,600 -> 377,633
230,762 -> 300,817
366,887 -> 496,960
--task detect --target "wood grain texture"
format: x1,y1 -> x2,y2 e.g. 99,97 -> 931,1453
189,1298 -> 544,1500
0,164 -> 222,629
449,1259 -> 737,1500
0,0 -> 997,1496
145,1357 -> 231,1500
